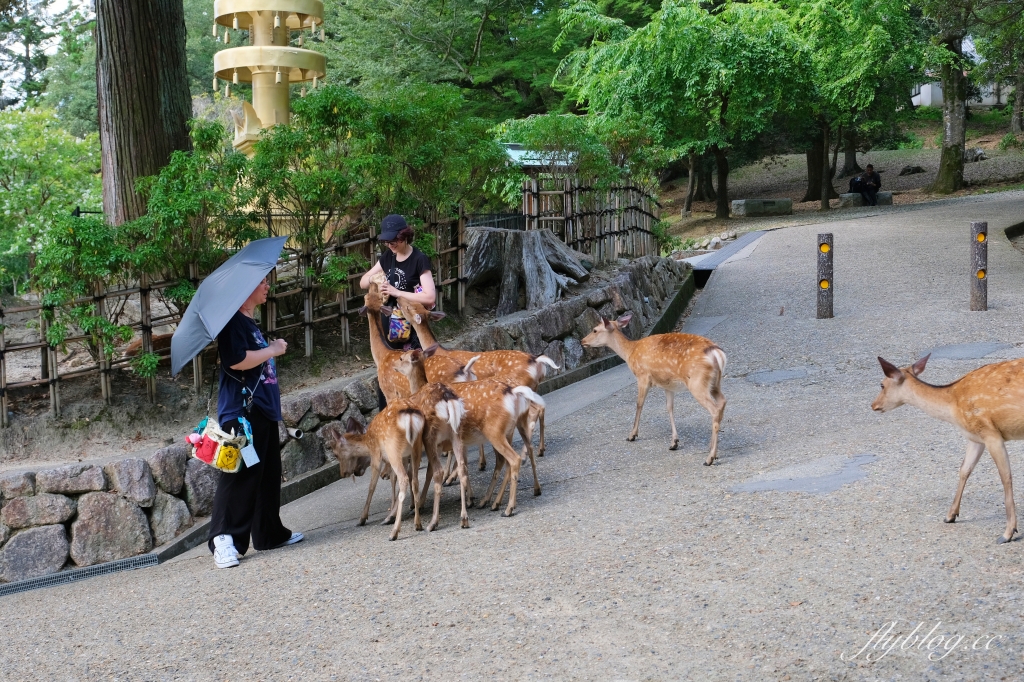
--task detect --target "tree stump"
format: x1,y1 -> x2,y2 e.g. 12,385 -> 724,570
464,227 -> 590,317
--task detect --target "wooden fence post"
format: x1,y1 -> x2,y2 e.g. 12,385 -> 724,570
303,242 -> 314,357
817,233 -> 834,319
457,207 -> 466,313
970,221 -> 988,311
140,273 -> 156,403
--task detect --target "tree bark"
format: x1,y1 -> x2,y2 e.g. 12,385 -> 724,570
712,146 -> 729,219
683,151 -> 697,214
802,127 -> 840,203
829,124 -> 840,179
820,123 -> 831,211
1012,66 -> 1024,135
929,38 -> 967,194
96,0 -> 192,225
838,129 -> 862,177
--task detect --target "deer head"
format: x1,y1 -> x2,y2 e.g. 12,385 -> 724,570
871,354 -> 930,412
396,298 -> 446,326
320,419 -> 372,478
581,312 -> 633,348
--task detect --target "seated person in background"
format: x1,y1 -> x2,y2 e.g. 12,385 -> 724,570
858,164 -> 881,206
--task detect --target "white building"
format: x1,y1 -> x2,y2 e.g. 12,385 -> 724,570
912,81 -> 1014,108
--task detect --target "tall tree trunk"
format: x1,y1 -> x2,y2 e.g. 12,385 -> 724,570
1012,65 -> 1024,135
712,146 -> 729,219
699,158 -> 716,202
839,129 -> 862,177
929,37 -> 967,194
96,0 -> 192,225
820,123 -> 832,211
802,126 -> 840,203
829,124 -> 840,179
683,152 -> 697,214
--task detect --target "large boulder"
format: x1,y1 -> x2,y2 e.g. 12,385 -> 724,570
297,410 -> 321,434
537,303 -> 576,342
148,445 -> 188,495
0,522 -> 10,545
541,340 -> 564,374
0,525 -> 69,582
280,394 -> 312,426
104,458 -> 157,508
281,434 -> 325,481
0,472 -> 35,500
562,337 -> 584,371
148,491 -> 193,546
183,459 -> 220,517
344,378 -> 379,413
1,493 -> 76,530
310,387 -> 349,420
35,464 -> 106,495
574,307 -> 603,339
70,493 -> 152,566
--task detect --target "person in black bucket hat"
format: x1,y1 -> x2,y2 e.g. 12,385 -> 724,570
359,215 -> 437,409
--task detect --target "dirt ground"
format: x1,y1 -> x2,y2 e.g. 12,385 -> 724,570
663,115 -> 1024,241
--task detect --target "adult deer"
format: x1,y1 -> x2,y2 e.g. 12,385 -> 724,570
872,354 -> 1024,544
358,285 -> 412,401
581,313 -> 727,465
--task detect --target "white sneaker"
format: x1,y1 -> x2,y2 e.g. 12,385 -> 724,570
274,531 -> 304,548
213,534 -> 239,569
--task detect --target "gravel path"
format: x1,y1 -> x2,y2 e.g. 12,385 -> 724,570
2,192 -> 1024,680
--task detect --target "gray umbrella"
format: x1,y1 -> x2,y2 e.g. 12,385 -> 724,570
171,236 -> 287,376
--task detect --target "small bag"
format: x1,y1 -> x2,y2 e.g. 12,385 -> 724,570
387,310 -> 413,343
187,416 -> 246,473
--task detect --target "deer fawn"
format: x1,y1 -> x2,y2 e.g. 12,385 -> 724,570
321,405 -> 428,541
394,347 -> 543,520
357,285 -> 413,401
394,298 -> 557,468
873,354 -> 1024,544
581,312 -> 727,465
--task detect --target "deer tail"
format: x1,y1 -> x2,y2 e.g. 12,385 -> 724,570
396,408 -> 425,447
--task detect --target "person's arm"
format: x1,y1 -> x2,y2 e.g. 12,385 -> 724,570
230,339 -> 287,370
392,270 -> 436,307
359,260 -> 384,291
874,172 -> 881,189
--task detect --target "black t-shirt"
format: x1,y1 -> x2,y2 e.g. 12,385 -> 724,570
378,248 -> 432,307
217,311 -> 282,423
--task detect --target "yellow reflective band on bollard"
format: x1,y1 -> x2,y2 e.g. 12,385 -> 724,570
977,233 -> 987,242
977,269 -> 986,279
819,279 -> 830,289
819,243 -> 830,253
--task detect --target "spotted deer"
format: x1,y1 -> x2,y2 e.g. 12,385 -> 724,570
873,354 -> 1024,544
581,312 -> 727,465
357,285 -> 413,401
321,404 -> 429,541
394,298 -> 558,468
394,347 -> 544,520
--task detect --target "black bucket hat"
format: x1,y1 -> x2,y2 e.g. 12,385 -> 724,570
378,214 -> 408,241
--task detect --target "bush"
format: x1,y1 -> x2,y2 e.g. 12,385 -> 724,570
998,132 -> 1022,150
651,221 -> 682,255
896,132 -> 925,149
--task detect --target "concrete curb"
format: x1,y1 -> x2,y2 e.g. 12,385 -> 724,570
1003,220 -> 1024,241
153,268 -> 697,563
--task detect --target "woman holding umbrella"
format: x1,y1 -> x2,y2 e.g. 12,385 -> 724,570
207,277 -> 303,569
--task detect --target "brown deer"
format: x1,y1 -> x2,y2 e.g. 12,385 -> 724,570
321,404 -> 429,541
394,298 -> 557,468
357,285 -> 413,401
872,354 -> 1024,544
581,312 -> 727,465
394,347 -> 543,520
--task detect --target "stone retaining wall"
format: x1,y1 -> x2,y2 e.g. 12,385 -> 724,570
0,255 -> 689,584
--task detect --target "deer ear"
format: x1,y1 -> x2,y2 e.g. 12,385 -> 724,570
413,313 -> 423,324
380,305 -> 394,316
600,317 -> 612,329
422,344 -> 438,358
910,354 -> 930,376
346,416 -> 365,434
617,312 -> 633,328
356,305 -> 368,317
429,311 -> 446,321
878,356 -> 902,380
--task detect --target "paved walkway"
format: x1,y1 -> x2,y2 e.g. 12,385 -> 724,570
2,192 -> 1024,680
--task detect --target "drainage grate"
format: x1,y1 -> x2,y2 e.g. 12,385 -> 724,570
0,553 -> 159,598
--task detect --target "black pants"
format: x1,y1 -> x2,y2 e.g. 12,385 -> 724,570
207,409 -> 291,555
859,187 -> 878,206
376,316 -> 421,411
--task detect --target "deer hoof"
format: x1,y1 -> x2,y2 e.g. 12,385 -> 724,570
703,460 -> 714,466
428,522 -> 438,532
389,533 -> 398,541
944,515 -> 957,523
503,508 -> 516,517
669,441 -> 678,451
534,488 -> 541,496
358,518 -> 367,527
626,435 -> 637,442
538,449 -> 545,457
461,518 -> 470,529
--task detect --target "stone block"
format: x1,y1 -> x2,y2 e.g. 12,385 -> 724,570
0,525 -> 69,583
36,463 -> 106,494
184,459 -> 220,517
280,394 -> 312,426
148,445 -> 188,496
519,320 -> 546,355
0,472 -> 35,500
730,198 -> 793,217
278,420 -> 289,446
344,378 -> 379,413
148,491 -> 193,546
574,308 -> 603,339
339,404 -> 366,431
281,433 -> 326,481
562,337 -> 584,370
104,458 -> 157,508
537,303 -> 576,342
0,522 -> 9,546
298,410 -> 321,434
70,493 -> 152,567
540,340 -> 564,374
310,387 -> 349,420
1,493 -> 76,530
838,192 -> 892,208
586,288 -> 610,307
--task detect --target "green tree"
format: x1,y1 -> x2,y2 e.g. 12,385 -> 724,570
0,107 -> 100,289
42,3 -> 97,137
0,0 -> 55,103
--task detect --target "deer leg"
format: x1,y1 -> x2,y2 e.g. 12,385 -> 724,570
985,438 -> 1018,544
424,440 -> 443,532
519,416 -> 541,496
628,375 -> 652,441
359,460 -> 381,526
443,450 -> 458,486
389,465 -> 411,541
383,473 -> 398,525
479,455 -> 504,509
410,443 -> 423,532
665,390 -> 679,451
691,381 -> 727,466
538,406 -> 546,457
946,440 -> 985,523
489,432 -> 522,517
478,445 -> 487,471
452,437 -> 471,528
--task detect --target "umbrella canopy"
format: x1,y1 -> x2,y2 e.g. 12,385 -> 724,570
171,236 -> 287,376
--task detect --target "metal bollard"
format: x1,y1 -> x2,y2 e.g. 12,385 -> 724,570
970,221 -> 988,311
817,233 -> 833,319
